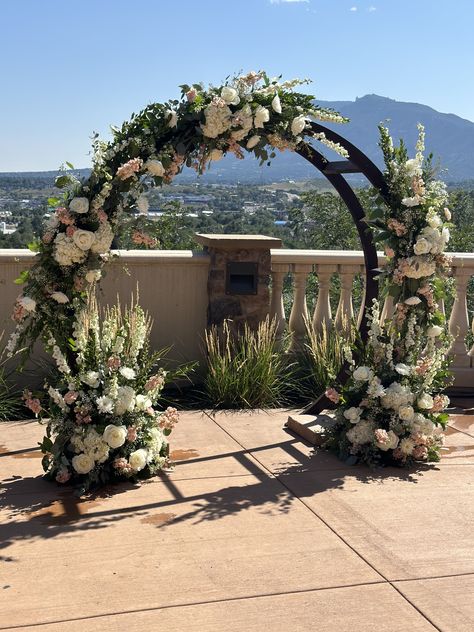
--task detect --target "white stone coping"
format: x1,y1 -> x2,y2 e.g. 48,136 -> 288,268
195,233 -> 282,249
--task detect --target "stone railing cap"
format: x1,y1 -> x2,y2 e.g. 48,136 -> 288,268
195,233 -> 282,250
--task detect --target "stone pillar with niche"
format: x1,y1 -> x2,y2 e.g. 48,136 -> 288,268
194,233 -> 282,331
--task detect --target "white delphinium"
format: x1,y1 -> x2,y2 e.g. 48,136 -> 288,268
47,385 -> 68,411
313,132 -> 349,158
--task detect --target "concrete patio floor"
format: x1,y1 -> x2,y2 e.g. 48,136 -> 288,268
1,410 -> 474,631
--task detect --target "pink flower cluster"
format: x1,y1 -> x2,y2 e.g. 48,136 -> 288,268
164,153 -> 185,183
127,426 -> 138,442
159,406 -> 180,431
56,468 -> 71,484
12,301 -> 27,323
417,284 -> 435,309
56,207 -> 75,226
113,457 -> 133,474
107,356 -> 121,370
116,158 -> 143,180
22,389 -> 42,416
387,218 -> 407,236
325,387 -> 340,404
145,374 -> 165,392
75,404 -> 92,424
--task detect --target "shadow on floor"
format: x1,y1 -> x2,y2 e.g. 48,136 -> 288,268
0,427 -> 436,552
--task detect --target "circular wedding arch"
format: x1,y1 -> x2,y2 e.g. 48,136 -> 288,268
14,76 -> 390,415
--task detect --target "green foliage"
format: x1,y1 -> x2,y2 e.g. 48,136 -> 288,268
202,318 -> 295,409
0,332 -> 21,421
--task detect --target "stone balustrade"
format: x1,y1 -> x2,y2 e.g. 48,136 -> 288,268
0,245 -> 473,389
270,249 -> 474,387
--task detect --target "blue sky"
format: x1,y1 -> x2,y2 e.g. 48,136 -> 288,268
1,0 -> 473,171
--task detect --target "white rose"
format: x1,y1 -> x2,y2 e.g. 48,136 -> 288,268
343,407 -> 362,424
442,226 -> 450,243
399,405 -> 415,422
96,395 -> 114,414
271,94 -> 282,114
353,366 -> 373,381
129,448 -> 148,472
402,196 -> 421,207
119,366 -> 136,380
145,159 -> 165,177
444,208 -> 451,221
246,135 -> 261,149
428,214 -> 442,229
221,86 -> 240,106
135,394 -> 152,411
427,325 -> 443,337
103,424 -> 127,449
50,292 -> 69,304
417,393 -> 434,409
209,149 -> 223,161
85,269 -> 102,283
414,238 -> 431,255
395,363 -> 411,376
19,296 -> 36,312
82,370 -> 100,388
115,385 -> 136,415
404,297 -> 421,306
254,105 -> 270,128
69,197 -> 89,215
72,453 -> 95,474
291,114 -> 306,136
73,229 -> 95,251
167,110 -> 178,127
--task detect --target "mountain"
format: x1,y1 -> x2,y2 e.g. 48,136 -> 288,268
317,94 -> 474,182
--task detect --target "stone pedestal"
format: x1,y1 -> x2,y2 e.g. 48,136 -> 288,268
195,233 -> 282,330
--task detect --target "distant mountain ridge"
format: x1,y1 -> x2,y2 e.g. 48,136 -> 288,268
2,95 -> 473,183
317,94 -> 474,181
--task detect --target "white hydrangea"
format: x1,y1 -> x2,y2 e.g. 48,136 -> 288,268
54,233 -> 87,267
115,385 -> 136,415
201,103 -> 232,138
347,419 -> 376,445
381,382 -> 414,410
90,221 -> 114,254
403,257 -> 436,279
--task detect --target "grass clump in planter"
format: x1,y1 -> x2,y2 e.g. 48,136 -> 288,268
203,317 -> 295,409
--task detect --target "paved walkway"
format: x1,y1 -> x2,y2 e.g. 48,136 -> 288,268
1,410 -> 474,631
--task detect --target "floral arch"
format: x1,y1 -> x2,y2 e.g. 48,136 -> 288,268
11,71 -> 387,369
10,72 -> 453,485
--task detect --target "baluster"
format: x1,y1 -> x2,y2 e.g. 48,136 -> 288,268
313,265 -> 337,334
357,266 -> 366,328
335,265 -> 358,333
288,263 -> 312,350
270,263 -> 289,340
448,268 -> 471,367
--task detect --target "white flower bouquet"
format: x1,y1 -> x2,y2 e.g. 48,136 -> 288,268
28,293 -> 180,492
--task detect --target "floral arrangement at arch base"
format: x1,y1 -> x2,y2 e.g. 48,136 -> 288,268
325,124 -> 453,467
24,293 -> 180,493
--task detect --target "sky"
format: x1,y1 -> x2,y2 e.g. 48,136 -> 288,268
1,0 -> 473,172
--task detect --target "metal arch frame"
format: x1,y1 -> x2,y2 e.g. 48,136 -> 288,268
294,122 -> 390,415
